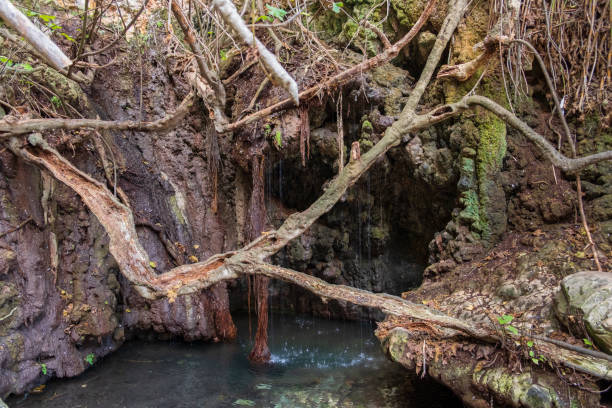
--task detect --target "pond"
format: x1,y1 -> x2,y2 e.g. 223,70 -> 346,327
9,313 -> 462,407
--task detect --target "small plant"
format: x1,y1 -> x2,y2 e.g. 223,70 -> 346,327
40,363 -> 47,375
220,49 -> 228,61
263,123 -> 272,135
274,130 -> 282,149
497,314 -> 519,335
331,2 -> 344,13
50,95 -> 61,108
0,56 -> 34,72
85,353 -> 95,365
583,338 -> 593,348
265,4 -> 287,21
525,339 -> 546,365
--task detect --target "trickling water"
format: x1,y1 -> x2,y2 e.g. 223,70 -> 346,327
10,313 -> 462,408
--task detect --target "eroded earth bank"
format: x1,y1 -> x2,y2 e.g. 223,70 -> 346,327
0,0 -> 611,406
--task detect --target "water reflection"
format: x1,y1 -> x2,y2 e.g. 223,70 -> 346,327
9,313 -> 461,408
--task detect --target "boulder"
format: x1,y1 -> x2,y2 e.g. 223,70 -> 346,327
555,271 -> 612,353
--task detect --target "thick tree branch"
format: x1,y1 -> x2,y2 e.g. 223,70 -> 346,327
12,137 -> 612,380
0,92 -> 196,136
415,95 -> 612,173
211,0 -> 298,105
0,0 -> 70,71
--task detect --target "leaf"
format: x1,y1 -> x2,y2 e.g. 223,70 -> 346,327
529,350 -> 535,357
274,130 -> 282,148
85,353 -> 95,365
265,4 -> 287,20
531,358 -> 539,365
41,363 -> 47,375
505,325 -> 519,336
60,32 -> 76,42
18,63 -> 33,71
332,2 -> 343,13
220,49 -> 228,61
0,56 -> 14,67
526,340 -> 534,347
583,338 -> 593,347
149,261 -> 157,268
188,255 -> 199,263
38,14 -> 56,22
497,314 -> 513,325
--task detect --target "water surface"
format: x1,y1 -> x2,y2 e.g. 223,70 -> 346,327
10,313 -> 461,407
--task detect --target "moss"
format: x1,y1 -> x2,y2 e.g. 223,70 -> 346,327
389,0 -> 426,27
359,138 -> 374,152
370,225 -> 389,241
361,119 -> 373,134
461,157 -> 475,174
475,114 -> 506,240
458,190 -> 485,234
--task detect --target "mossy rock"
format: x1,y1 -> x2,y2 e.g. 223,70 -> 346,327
555,271 -> 612,353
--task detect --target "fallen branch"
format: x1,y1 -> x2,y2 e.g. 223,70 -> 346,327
211,0 -> 299,105
221,0 -> 439,133
0,92 -> 196,136
15,121 -> 612,379
0,0 -> 71,71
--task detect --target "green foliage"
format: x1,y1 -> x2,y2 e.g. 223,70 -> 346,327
85,353 -> 95,365
274,130 -> 282,149
0,56 -> 13,67
219,49 -> 228,61
497,314 -> 513,325
583,338 -> 593,347
497,314 -> 519,336
265,4 -> 287,21
0,56 -> 34,72
331,2 -> 344,13
23,9 -> 75,41
40,363 -> 47,375
50,95 -> 61,107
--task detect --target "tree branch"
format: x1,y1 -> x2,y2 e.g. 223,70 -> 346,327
461,95 -> 612,173
77,0 -> 150,60
0,91 -> 196,136
11,136 -> 612,381
221,0 -> 439,133
0,0 -> 71,71
211,0 -> 299,105
170,0 -> 226,115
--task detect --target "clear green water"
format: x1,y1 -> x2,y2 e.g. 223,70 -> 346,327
9,313 -> 461,408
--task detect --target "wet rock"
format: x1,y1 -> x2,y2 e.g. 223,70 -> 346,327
555,271 -> 612,353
